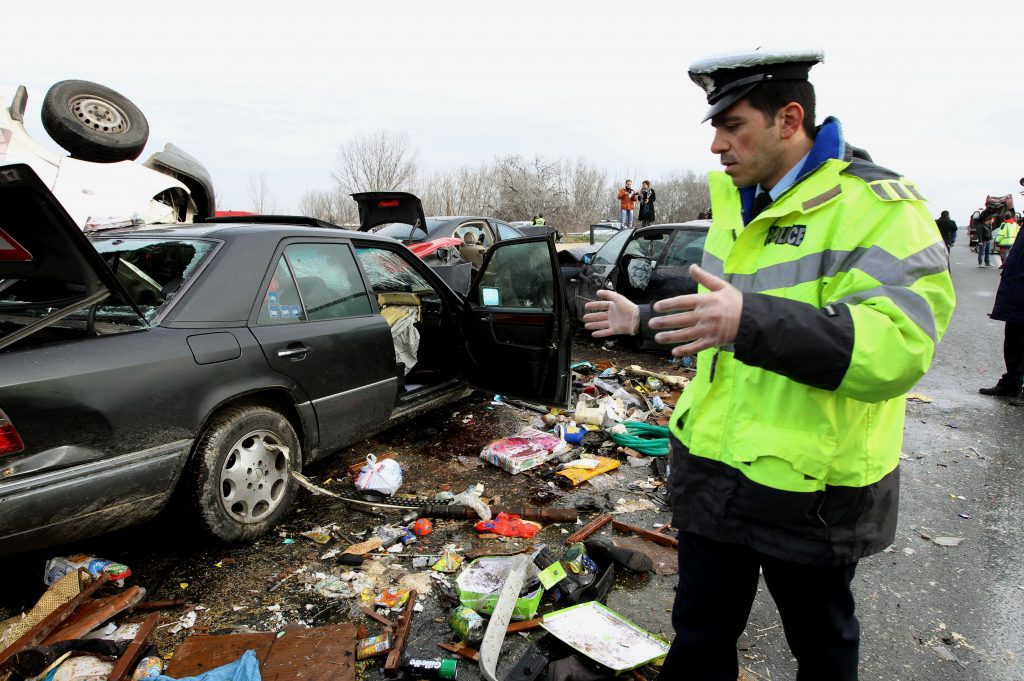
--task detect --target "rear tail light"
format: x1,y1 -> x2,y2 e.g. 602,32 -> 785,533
377,199 -> 400,208
0,409 -> 24,456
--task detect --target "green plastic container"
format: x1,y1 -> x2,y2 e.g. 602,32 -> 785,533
455,556 -> 544,621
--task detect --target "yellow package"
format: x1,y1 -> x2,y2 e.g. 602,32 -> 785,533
555,456 -> 620,487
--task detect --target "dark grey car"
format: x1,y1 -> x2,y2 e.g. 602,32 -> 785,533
0,164 -> 570,554
564,220 -> 711,324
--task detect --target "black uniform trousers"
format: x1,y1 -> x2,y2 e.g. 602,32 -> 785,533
1001,321 -> 1024,390
659,531 -> 860,681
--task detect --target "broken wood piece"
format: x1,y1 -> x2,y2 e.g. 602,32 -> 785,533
383,590 -> 417,677
612,520 -> 679,548
106,612 -> 159,681
625,365 -> 689,388
506,617 -> 543,633
0,573 -> 110,666
360,607 -> 396,631
437,642 -> 479,662
164,624 -> 356,680
131,599 -> 186,613
564,513 -> 613,545
654,522 -> 673,535
44,586 -> 145,644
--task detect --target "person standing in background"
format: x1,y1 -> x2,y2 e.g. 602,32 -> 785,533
618,179 -> 638,229
935,210 -> 957,252
638,180 -> 657,227
978,216 -> 995,267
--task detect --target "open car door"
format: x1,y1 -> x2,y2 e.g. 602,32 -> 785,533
459,235 -> 571,406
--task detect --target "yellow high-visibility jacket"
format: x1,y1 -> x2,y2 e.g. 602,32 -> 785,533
659,118 -> 955,564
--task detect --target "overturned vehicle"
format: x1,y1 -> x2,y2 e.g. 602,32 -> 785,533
0,79 -> 214,229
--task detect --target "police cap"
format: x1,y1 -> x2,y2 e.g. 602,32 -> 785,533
688,48 -> 824,122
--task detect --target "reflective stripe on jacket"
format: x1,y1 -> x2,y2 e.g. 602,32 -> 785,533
669,157 -> 955,496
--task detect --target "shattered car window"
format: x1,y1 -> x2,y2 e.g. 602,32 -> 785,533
662,231 -> 707,268
0,237 -> 215,327
355,247 -> 435,295
475,241 -> 554,309
284,243 -> 372,320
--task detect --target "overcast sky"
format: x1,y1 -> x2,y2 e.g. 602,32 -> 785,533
5,0 -> 1022,226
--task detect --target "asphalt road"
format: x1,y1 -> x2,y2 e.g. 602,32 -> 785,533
2,242 -> 1021,680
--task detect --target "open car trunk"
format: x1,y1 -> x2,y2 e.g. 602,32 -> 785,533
0,164 -> 147,352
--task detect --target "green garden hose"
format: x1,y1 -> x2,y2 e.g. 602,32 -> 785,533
608,421 -> 671,456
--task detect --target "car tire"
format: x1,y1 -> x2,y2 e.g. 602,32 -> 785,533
187,406 -> 301,543
41,80 -> 150,162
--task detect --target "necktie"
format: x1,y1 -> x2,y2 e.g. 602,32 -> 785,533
751,191 -> 772,220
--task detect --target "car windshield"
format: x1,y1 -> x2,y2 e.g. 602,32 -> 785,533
374,218 -> 445,242
0,236 -> 216,328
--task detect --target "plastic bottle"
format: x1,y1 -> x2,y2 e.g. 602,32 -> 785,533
399,657 -> 457,679
130,656 -> 163,680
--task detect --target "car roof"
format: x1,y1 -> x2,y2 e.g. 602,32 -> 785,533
86,221 -> 402,244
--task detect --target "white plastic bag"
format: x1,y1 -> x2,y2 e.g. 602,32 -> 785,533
355,454 -> 403,496
452,482 -> 491,521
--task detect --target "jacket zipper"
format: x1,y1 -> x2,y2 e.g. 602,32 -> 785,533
709,350 -> 721,383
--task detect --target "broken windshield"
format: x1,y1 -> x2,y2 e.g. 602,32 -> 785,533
0,237 -> 216,328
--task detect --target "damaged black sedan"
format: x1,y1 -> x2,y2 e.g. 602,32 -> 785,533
0,165 -> 570,554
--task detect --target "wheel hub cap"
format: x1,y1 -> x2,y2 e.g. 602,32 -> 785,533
68,95 -> 131,135
218,429 -> 290,524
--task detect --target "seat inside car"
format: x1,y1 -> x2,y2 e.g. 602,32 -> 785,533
458,231 -> 486,268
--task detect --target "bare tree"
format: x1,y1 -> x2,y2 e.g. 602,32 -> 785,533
298,188 -> 358,226
332,130 -> 418,193
245,173 -> 276,214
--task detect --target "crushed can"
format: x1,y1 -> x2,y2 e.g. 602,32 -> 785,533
449,605 -> 485,644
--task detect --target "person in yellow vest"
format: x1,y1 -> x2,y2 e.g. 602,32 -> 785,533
994,215 -> 1019,267
534,214 -> 546,226
583,49 -> 955,680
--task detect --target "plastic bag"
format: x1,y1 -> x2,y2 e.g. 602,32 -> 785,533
452,483 -> 491,521
474,512 -> 541,539
355,454 -> 403,496
44,554 -> 131,586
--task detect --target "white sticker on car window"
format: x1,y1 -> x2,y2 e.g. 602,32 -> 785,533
481,287 -> 500,306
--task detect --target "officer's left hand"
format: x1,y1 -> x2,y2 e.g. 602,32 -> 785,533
648,265 -> 743,356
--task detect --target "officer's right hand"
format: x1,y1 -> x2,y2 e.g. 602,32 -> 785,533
583,290 -> 640,337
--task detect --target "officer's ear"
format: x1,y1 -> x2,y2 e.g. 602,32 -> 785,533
777,102 -> 806,141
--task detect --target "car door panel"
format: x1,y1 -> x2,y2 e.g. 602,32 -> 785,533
250,241 -> 397,459
460,236 -> 570,406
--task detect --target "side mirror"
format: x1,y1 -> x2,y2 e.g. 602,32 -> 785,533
582,254 -> 593,266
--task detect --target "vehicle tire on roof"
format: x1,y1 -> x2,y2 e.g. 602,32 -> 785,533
186,405 -> 301,543
41,80 -> 150,162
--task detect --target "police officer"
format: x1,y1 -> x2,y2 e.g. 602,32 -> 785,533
584,49 -> 955,679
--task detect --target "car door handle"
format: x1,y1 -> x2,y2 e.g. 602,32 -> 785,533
277,345 -> 311,358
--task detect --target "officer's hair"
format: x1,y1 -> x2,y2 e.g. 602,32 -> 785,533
745,80 -> 817,137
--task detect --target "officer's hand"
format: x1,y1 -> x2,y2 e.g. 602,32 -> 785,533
583,290 -> 640,337
648,265 -> 743,356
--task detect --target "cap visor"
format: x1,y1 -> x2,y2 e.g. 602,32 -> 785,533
701,83 -> 758,122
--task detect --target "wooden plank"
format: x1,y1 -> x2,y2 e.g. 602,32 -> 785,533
107,612 -> 160,681
44,586 -> 144,644
164,632 -> 276,677
383,590 -> 417,677
564,513 -> 613,545
612,520 -> 679,548
0,573 -> 110,667
360,606 -> 395,630
262,624 -> 356,681
437,642 -> 479,662
164,624 -> 357,681
506,617 -> 543,633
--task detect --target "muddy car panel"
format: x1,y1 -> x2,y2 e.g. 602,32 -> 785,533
0,164 -> 569,554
